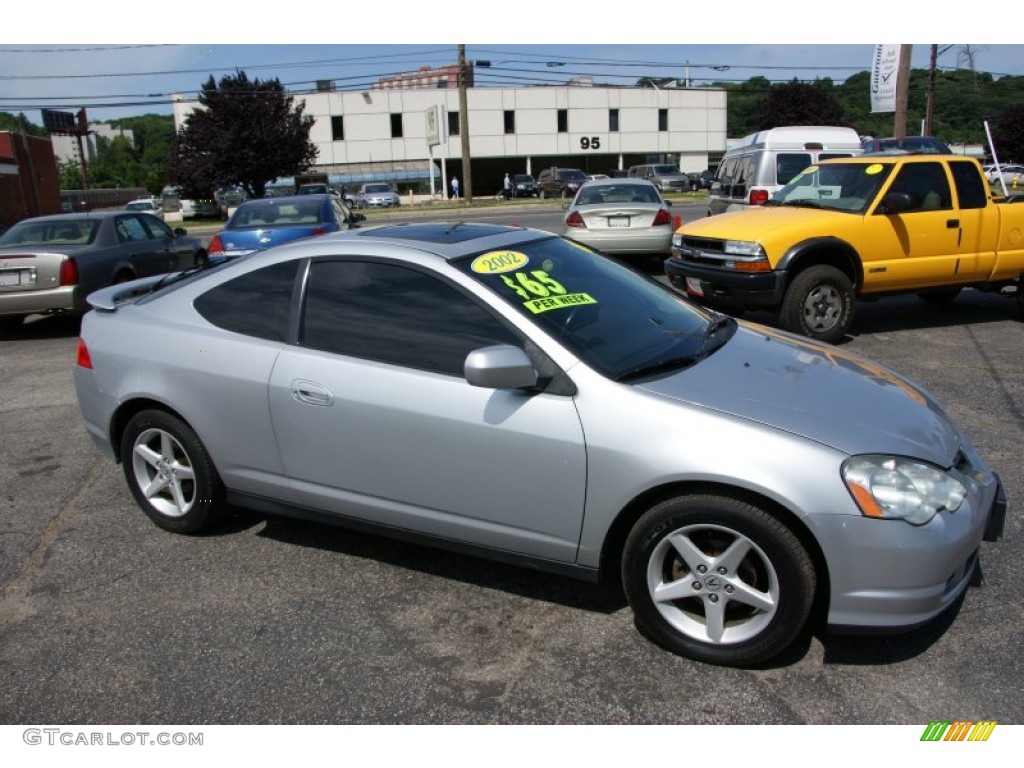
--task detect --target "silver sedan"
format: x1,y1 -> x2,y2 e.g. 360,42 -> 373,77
562,178 -> 675,257
73,222 -> 1005,667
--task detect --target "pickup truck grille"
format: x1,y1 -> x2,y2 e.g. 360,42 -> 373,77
674,236 -> 729,266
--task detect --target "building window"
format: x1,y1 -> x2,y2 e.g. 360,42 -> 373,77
609,109 -> 619,133
331,115 -> 345,141
448,111 -> 460,137
658,109 -> 668,132
391,113 -> 403,138
557,109 -> 568,133
504,110 -> 515,135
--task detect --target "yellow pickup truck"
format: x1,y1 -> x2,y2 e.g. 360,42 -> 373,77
665,155 -> 1024,342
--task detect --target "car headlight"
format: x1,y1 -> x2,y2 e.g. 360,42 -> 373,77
842,456 -> 966,526
723,240 -> 766,258
672,233 -> 683,247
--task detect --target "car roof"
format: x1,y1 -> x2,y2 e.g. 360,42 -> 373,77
820,154 -> 975,165
238,194 -> 330,206
247,222 -> 554,264
12,210 -> 131,223
580,177 -> 659,188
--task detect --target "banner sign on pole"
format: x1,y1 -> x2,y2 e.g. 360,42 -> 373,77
870,44 -> 901,113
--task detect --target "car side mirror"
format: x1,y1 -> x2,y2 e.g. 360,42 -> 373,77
879,192 -> 914,214
173,227 -> 187,236
464,345 -> 538,389
664,200 -> 673,207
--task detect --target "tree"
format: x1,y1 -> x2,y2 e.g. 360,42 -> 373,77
168,70 -> 318,199
57,158 -> 82,189
753,79 -> 845,131
992,104 -> 1024,163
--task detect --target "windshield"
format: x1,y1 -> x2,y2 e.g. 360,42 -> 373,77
365,184 -> 392,193
559,170 -> 587,182
0,219 -> 100,246
770,161 -> 896,213
651,165 -> 680,175
454,237 -> 731,380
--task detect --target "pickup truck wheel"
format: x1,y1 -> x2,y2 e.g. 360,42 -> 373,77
780,265 -> 854,344
917,288 -> 961,305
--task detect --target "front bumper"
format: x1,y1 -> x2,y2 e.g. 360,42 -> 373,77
665,253 -> 785,307
820,472 -> 1006,631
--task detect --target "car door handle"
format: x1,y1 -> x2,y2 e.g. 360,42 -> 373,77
947,219 -> 959,228
291,379 -> 333,406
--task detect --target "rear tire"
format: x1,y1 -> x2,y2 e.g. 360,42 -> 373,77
622,494 -> 815,667
780,265 -> 854,343
121,410 -> 226,534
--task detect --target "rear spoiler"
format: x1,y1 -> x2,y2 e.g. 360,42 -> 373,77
86,273 -> 176,312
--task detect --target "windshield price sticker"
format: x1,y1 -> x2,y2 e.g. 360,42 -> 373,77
472,251 -> 530,274
524,292 -> 598,314
496,269 -> 599,314
865,163 -> 884,175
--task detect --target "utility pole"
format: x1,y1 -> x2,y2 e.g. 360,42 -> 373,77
924,45 -> 953,136
893,44 -> 913,138
458,44 -> 472,203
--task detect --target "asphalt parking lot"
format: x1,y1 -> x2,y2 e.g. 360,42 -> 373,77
0,283 -> 1022,725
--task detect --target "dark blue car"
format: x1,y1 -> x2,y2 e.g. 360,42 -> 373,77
207,194 -> 363,259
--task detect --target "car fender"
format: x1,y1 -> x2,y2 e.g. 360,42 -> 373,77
775,236 -> 863,292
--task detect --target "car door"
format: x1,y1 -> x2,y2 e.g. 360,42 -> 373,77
141,215 -> 195,270
113,214 -> 168,276
267,257 -> 588,562
860,161 -> 961,290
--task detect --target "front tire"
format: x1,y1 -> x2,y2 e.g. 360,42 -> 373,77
120,410 -> 226,534
779,265 -> 854,343
622,495 -> 815,667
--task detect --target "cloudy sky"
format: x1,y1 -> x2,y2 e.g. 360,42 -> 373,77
2,5 -> 1021,123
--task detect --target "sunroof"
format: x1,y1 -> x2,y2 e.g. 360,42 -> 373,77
357,222 -> 520,244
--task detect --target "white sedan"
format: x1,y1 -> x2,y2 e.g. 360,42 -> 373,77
562,178 -> 675,259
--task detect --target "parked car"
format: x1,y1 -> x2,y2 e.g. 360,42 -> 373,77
297,183 -> 330,195
355,183 -> 400,209
511,174 -> 538,198
562,178 -> 674,257
983,163 -> 1024,185
536,167 -> 588,199
861,135 -> 952,155
73,222 -> 1005,667
180,198 -> 223,220
709,126 -> 864,215
627,164 -> 693,193
207,194 -> 363,260
124,198 -> 163,218
688,169 -> 716,190
0,210 -> 205,330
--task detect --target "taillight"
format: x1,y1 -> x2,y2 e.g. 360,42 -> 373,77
59,257 -> 78,286
653,208 -> 673,226
76,338 -> 93,369
208,235 -> 224,255
312,228 -> 327,236
565,211 -> 584,228
749,189 -> 770,206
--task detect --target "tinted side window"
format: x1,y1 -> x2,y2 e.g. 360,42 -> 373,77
887,163 -> 953,211
949,162 -> 988,210
115,216 -> 151,243
731,157 -> 755,199
302,260 -> 520,376
142,216 -> 174,239
194,260 -> 298,342
775,153 -> 813,186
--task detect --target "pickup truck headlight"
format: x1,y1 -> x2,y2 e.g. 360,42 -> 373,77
842,456 -> 966,526
672,233 -> 683,247
724,240 -> 766,258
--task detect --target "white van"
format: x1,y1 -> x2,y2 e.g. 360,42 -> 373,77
707,126 -> 863,215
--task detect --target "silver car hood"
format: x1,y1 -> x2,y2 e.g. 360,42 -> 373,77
635,322 -> 961,466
